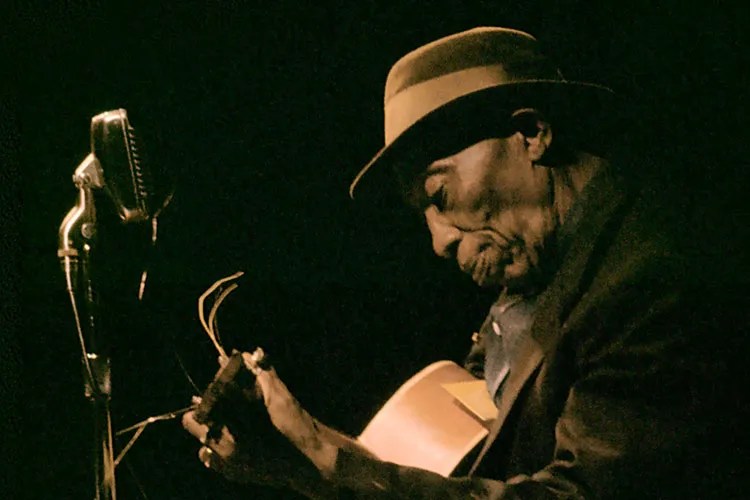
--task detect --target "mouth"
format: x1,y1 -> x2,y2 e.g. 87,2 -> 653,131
461,243 -> 513,287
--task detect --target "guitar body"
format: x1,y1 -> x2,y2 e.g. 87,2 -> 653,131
357,360 -> 494,477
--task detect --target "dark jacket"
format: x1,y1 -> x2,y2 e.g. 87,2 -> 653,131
334,169 -> 748,498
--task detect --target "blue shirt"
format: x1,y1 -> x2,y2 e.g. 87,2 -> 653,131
482,294 -> 538,404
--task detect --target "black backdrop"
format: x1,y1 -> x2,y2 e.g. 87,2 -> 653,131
5,1 -> 748,498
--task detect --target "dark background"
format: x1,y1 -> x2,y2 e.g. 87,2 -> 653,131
3,1 -> 748,498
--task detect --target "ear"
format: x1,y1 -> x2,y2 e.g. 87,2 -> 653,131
512,109 -> 553,162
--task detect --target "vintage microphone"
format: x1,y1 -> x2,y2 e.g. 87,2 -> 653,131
58,109 -> 160,500
91,109 -> 154,223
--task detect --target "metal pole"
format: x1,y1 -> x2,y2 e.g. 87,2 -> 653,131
59,154 -> 116,500
80,246 -> 116,500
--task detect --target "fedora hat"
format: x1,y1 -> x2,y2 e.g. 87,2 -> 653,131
349,27 -> 615,198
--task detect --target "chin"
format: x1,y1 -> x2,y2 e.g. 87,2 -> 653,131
473,275 -> 504,289
506,264 -> 550,295
498,256 -> 540,294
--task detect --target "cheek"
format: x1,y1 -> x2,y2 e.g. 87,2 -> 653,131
520,208 -> 556,246
456,154 -> 512,211
489,207 -> 556,248
492,163 -> 553,209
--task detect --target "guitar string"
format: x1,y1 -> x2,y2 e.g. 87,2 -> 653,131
101,407 -> 118,492
197,270 -> 244,359
108,405 -> 196,494
116,405 -> 196,436
174,350 -> 201,393
124,460 -> 150,500
111,271 -> 245,483
208,282 -> 239,350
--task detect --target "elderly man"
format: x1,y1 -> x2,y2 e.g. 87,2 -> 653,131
183,27 -> 742,498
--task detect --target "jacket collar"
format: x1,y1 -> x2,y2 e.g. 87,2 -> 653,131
532,167 -> 629,352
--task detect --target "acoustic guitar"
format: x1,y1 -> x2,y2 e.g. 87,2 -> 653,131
195,352 -> 497,478
357,360 -> 497,477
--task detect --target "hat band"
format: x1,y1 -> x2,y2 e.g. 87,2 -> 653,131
384,64 -> 519,145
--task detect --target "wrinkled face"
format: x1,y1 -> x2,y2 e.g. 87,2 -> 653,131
414,136 -> 559,292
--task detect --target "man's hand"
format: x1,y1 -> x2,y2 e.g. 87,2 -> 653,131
181,354 -> 336,491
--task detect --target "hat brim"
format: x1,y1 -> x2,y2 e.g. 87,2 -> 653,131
349,80 -> 617,199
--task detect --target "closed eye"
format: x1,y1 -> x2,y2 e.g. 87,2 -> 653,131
423,166 -> 451,212
407,161 -> 452,211
428,185 -> 448,212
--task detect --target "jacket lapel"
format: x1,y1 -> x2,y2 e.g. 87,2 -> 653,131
468,332 -> 544,475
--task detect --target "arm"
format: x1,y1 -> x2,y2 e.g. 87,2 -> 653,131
183,359 -> 507,498
184,286 -> 726,498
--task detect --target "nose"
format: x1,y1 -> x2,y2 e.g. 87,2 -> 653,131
424,206 -> 462,258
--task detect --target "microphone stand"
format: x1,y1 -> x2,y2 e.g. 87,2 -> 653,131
58,153 -> 117,500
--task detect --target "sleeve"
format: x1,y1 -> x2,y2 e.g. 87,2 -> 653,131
526,285 -> 738,500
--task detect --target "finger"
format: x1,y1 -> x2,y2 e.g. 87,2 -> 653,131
182,411 -> 211,443
200,445 -> 229,474
191,395 -> 202,405
205,423 -> 225,444
198,445 -> 222,471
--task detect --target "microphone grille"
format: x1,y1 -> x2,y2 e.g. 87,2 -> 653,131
126,121 -> 151,212
91,109 -> 154,222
